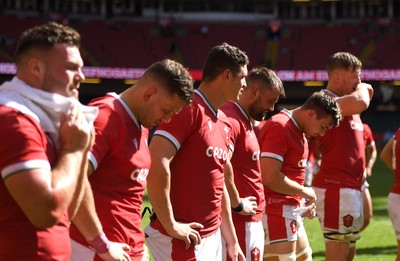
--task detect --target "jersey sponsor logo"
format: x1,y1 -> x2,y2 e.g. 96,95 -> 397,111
206,146 -> 228,161
252,150 -> 260,161
251,247 -> 261,261
297,158 -> 307,168
343,214 -> 354,228
350,120 -> 364,132
130,168 -> 149,182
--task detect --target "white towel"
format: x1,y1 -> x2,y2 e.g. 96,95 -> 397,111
0,76 -> 98,148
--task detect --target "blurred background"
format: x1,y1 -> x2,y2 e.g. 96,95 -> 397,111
0,0 -> 399,148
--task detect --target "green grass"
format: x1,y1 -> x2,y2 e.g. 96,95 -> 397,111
140,158 -> 398,260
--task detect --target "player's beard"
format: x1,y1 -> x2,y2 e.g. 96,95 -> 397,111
248,102 -> 265,121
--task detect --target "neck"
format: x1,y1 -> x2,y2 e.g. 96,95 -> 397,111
290,107 -> 304,133
119,87 -> 139,117
326,83 -> 343,97
197,83 -> 226,111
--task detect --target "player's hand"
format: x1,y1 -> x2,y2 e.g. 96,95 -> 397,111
226,242 -> 245,261
366,167 -> 373,178
239,196 -> 257,216
300,202 -> 316,219
168,222 -> 204,250
59,103 -> 92,153
300,186 -> 317,204
357,82 -> 374,100
97,241 -> 131,261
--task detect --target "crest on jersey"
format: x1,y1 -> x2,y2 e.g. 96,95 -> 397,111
343,214 -> 354,228
251,247 -> 261,261
290,220 -> 297,234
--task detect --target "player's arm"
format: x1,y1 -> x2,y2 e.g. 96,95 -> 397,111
365,142 -> 377,178
220,184 -> 245,261
224,151 -> 257,216
380,136 -> 395,170
4,104 -> 91,228
335,82 -> 374,116
260,157 -> 316,203
71,164 -> 131,261
147,135 -> 203,249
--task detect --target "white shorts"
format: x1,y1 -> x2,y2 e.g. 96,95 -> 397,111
262,205 -> 306,245
145,225 -> 222,261
314,187 -> 363,234
361,180 -> 370,190
388,192 -> 400,240
70,239 -> 96,261
222,220 -> 264,261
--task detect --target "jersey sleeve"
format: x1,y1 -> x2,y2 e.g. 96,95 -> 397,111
89,104 -> 115,170
363,123 -> 375,146
225,116 -> 240,153
0,107 -> 50,179
259,119 -> 287,162
153,104 -> 196,151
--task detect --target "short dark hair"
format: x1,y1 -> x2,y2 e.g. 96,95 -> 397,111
15,22 -> 81,64
303,91 -> 342,127
202,42 -> 249,82
143,59 -> 194,104
326,52 -> 362,75
246,66 -> 285,98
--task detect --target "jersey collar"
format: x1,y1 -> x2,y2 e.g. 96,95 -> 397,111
282,108 -> 301,131
195,89 -> 219,118
234,102 -> 251,122
108,92 -> 141,130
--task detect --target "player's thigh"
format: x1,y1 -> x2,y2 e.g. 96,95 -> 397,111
388,192 -> 400,240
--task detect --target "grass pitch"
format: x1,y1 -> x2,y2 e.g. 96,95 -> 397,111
141,158 -> 398,260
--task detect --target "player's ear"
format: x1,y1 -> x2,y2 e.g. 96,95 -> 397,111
29,58 -> 43,78
223,69 -> 230,80
250,84 -> 260,100
308,109 -> 317,119
143,86 -> 157,102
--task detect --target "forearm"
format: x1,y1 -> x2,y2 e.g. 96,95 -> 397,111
337,83 -> 373,116
71,184 -> 103,241
265,172 -> 304,197
50,150 -> 89,218
380,138 -> 394,170
366,146 -> 377,173
224,161 -> 241,208
220,187 -> 238,246
68,156 -> 91,219
147,165 -> 176,233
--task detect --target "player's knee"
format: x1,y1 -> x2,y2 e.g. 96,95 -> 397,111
264,252 -> 296,261
323,231 -> 361,243
296,246 -> 312,261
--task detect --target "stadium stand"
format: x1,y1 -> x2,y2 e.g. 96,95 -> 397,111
0,2 -> 399,147
0,13 -> 399,71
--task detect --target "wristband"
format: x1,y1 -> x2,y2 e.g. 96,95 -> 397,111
231,201 -> 244,212
87,231 -> 111,254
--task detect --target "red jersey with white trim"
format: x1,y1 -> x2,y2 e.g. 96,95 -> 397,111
220,101 -> 265,222
150,90 -> 231,238
0,105 -> 70,260
391,128 -> 400,194
363,123 -> 375,148
69,93 -> 150,260
258,109 -> 308,208
312,89 -> 365,190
